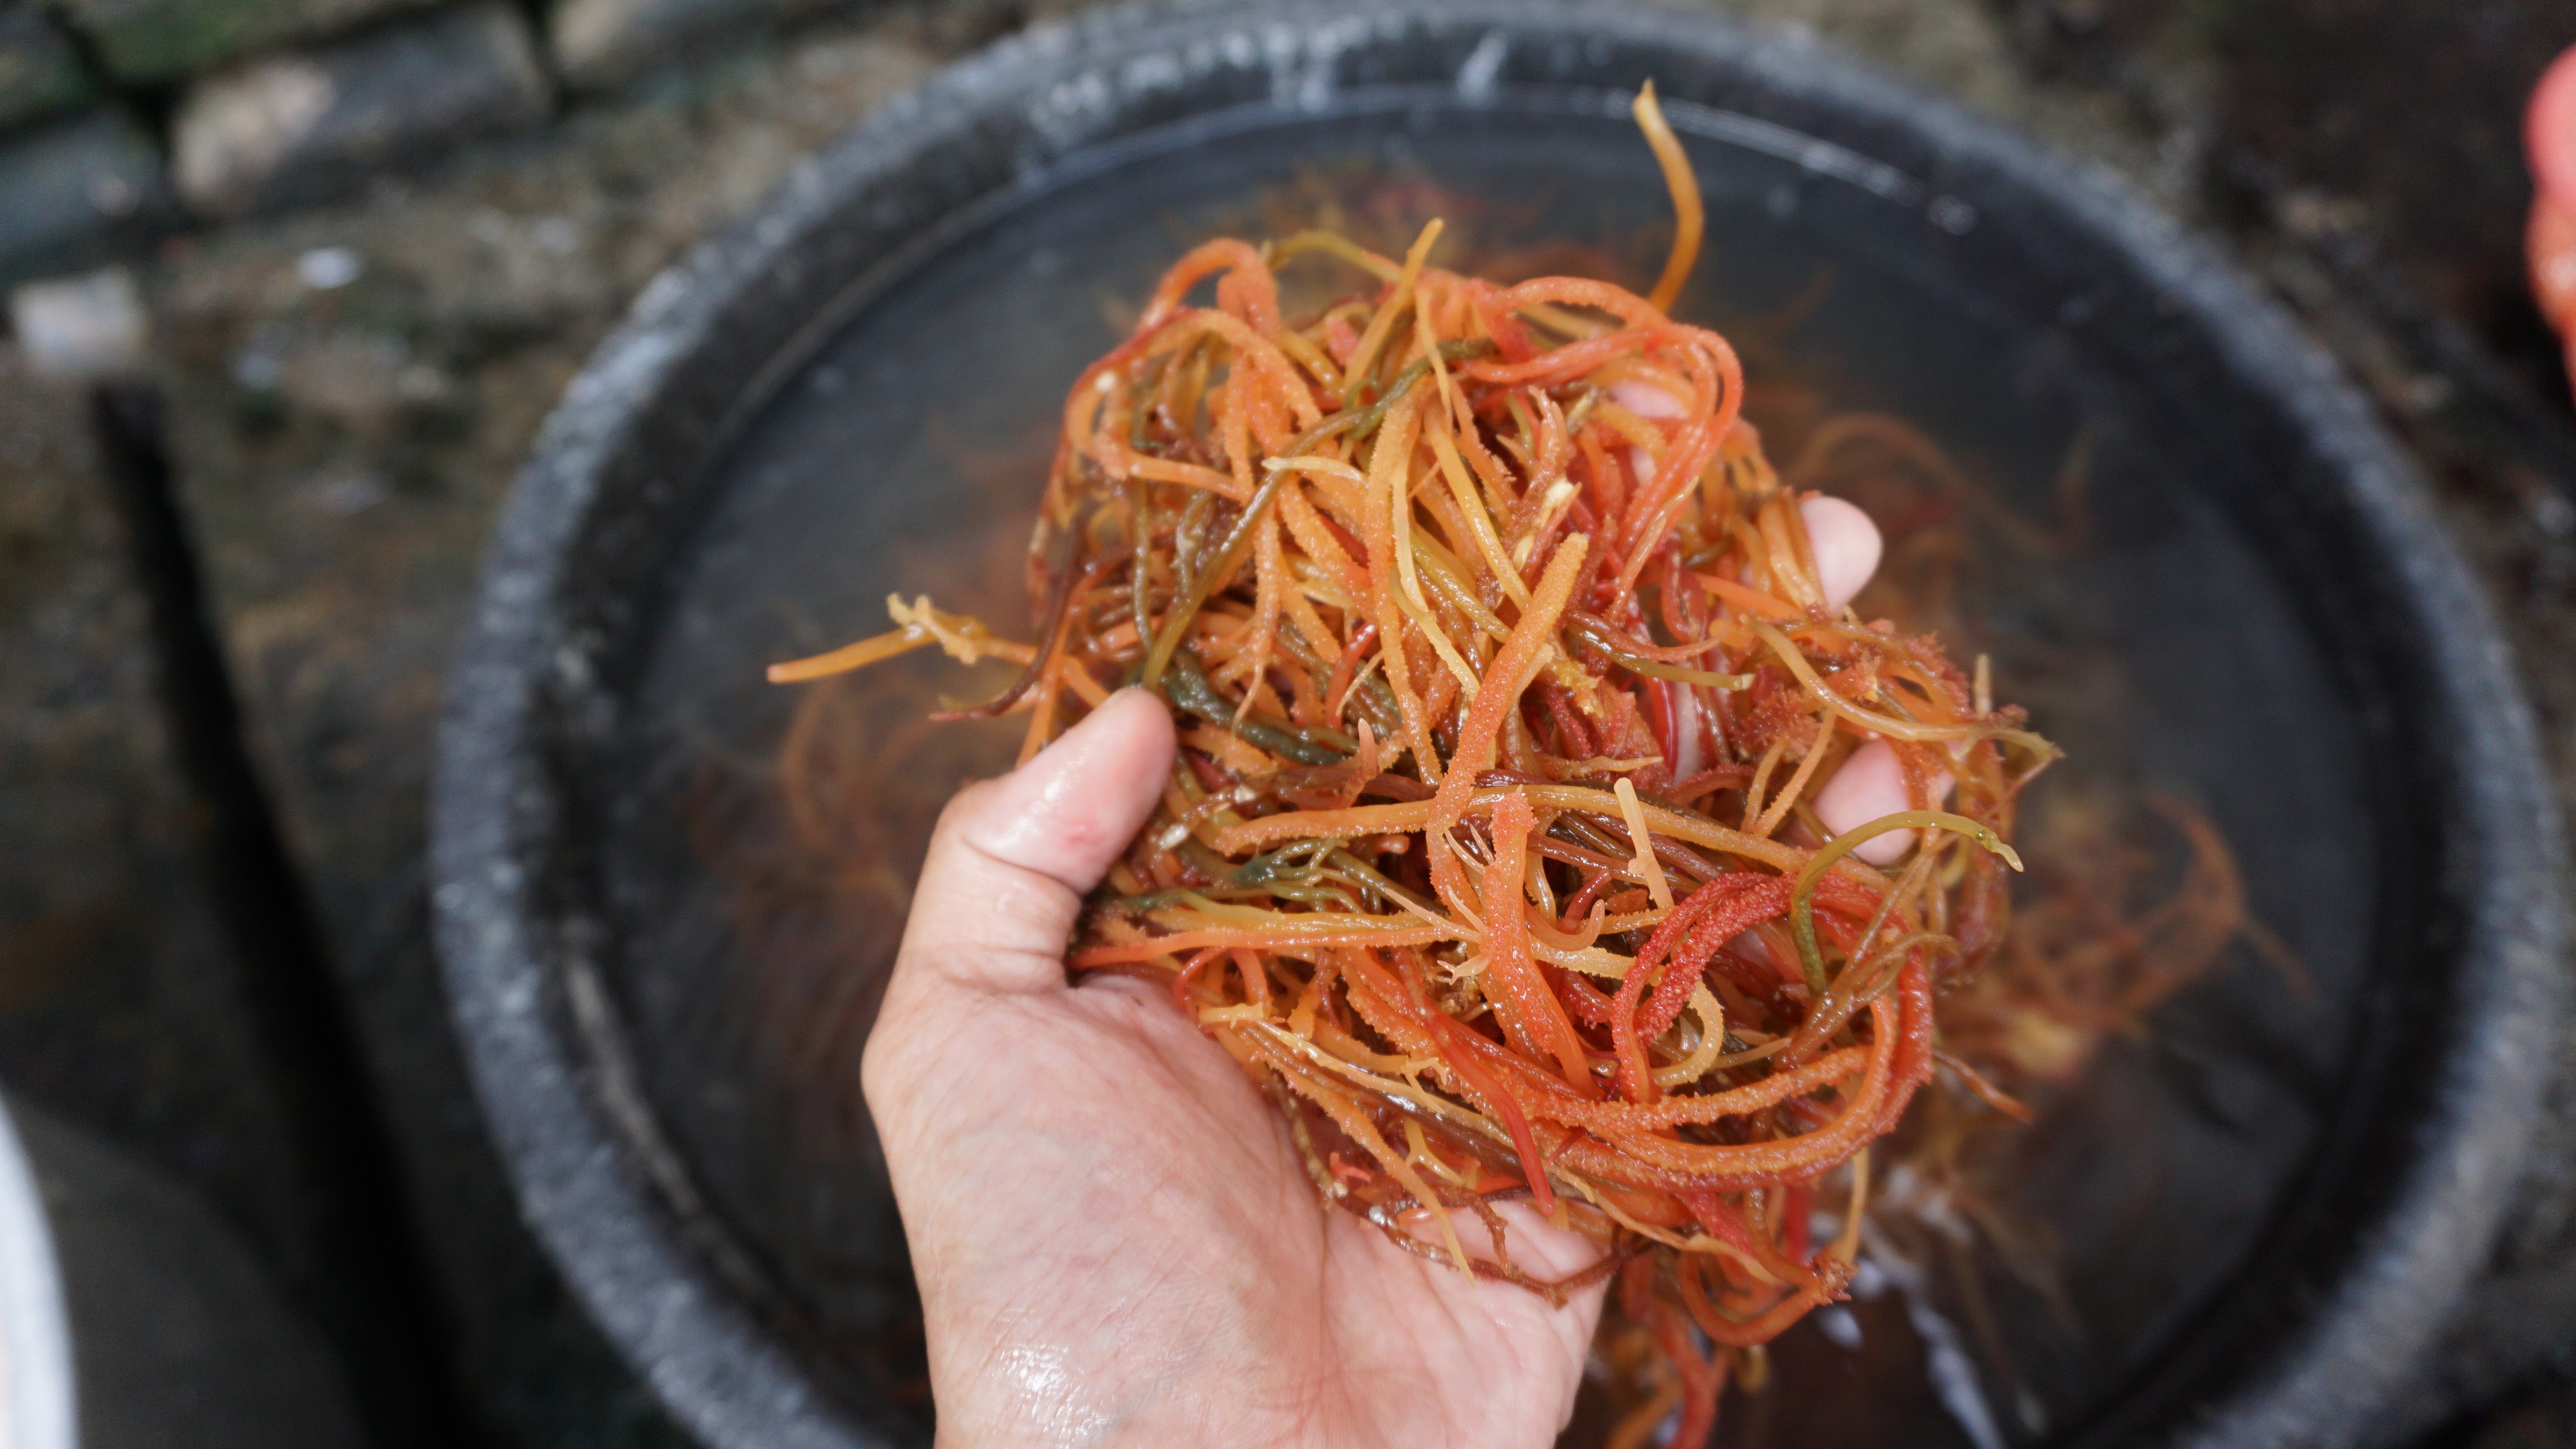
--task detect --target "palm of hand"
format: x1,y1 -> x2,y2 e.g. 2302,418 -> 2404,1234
863,692 -> 1604,1449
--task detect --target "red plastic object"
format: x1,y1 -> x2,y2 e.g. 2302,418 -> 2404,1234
2529,45 -> 2576,213
2527,44 -> 2576,391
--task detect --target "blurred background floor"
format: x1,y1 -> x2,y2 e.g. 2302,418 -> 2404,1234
3,0 -> 2575,1445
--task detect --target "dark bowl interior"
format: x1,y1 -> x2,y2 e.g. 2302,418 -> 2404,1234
434,6 -> 2562,1449
615,96 -> 2376,1449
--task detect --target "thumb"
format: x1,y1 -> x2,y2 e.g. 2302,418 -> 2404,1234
893,687 -> 1176,997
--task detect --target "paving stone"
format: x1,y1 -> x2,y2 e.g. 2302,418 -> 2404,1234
172,4 -> 549,218
549,0 -> 811,91
0,109 -> 170,287
0,5 -> 91,131
56,0 -> 439,87
8,267 -> 151,380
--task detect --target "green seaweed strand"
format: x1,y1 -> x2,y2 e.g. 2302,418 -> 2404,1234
1789,810 -> 2023,998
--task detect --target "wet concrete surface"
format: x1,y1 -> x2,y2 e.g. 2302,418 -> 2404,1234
3,0 -> 2574,1444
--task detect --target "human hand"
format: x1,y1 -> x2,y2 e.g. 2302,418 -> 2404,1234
864,688 -> 1611,1449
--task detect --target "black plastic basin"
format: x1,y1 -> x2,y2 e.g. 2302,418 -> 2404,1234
430,3 -> 2566,1447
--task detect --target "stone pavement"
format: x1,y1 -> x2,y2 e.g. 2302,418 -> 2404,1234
4,0 -> 2576,1445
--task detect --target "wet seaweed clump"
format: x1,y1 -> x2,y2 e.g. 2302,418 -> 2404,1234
772,87 -> 2062,1447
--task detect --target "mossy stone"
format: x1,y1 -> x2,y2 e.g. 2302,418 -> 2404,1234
59,0 -> 438,85
0,5 -> 91,129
